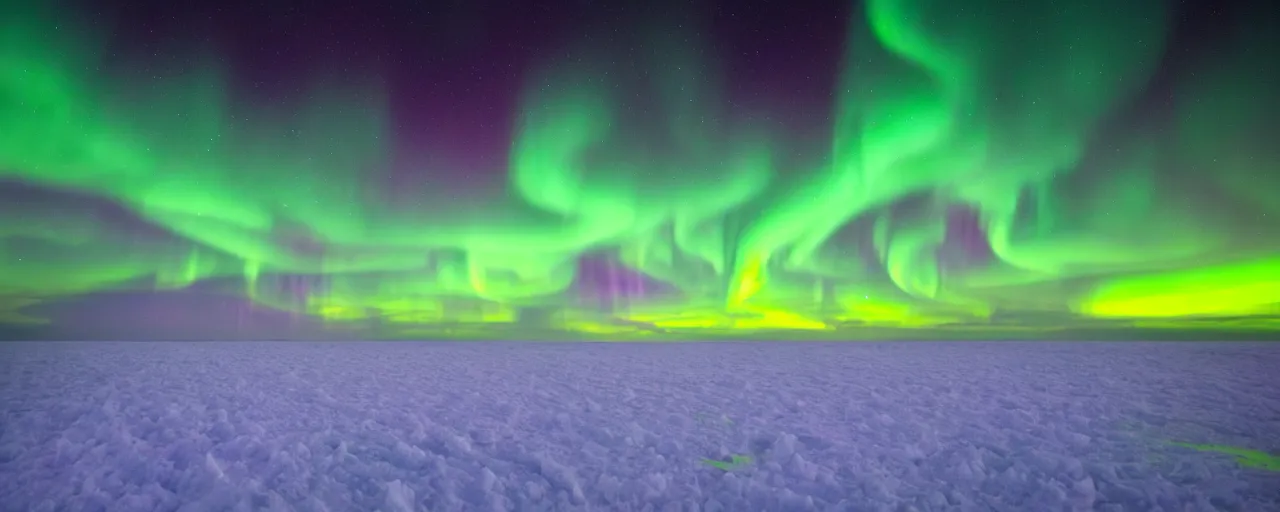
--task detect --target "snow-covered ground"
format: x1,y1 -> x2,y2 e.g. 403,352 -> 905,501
1,341 -> 1277,511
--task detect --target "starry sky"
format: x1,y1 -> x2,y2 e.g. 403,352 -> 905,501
1,0 -> 1277,341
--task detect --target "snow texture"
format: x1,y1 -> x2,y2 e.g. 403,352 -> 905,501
1,341 -> 1278,511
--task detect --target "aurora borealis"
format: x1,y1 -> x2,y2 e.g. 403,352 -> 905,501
1,0 -> 1277,340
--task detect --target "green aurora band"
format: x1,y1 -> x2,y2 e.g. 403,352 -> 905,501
1,1 -> 1277,338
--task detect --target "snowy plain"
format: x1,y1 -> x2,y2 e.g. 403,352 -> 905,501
1,341 -> 1278,512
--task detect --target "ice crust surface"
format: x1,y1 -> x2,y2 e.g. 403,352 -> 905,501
1,341 -> 1278,511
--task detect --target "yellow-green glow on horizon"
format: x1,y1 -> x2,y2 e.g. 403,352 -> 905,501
1081,258 -> 1280,319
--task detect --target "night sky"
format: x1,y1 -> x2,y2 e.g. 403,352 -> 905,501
1,0 -> 1277,340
